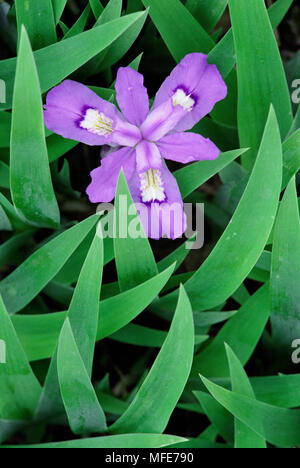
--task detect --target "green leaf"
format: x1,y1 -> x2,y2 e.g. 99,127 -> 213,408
174,148 -> 247,200
190,373 -> 300,410
0,161 -> 9,188
51,0 -> 67,24
47,134 -> 78,163
0,112 -> 11,148
114,170 -> 157,292
142,0 -> 214,62
0,215 -> 99,314
207,0 -> 294,81
0,205 -> 12,231
4,433 -> 185,448
270,176 -> 300,348
10,27 -> 60,229
98,10 -> 147,71
194,391 -> 233,444
15,0 -> 57,50
63,4 -> 91,40
0,231 -> 34,266
36,231 -> 103,421
0,12 -> 147,110
192,284 -> 270,377
225,344 -> 266,448
228,0 -> 292,169
12,264 -> 175,361
0,192 -> 29,231
185,0 -> 228,31
89,0 -> 104,19
57,319 -> 107,434
95,0 -> 122,26
201,375 -> 300,448
282,128 -> 300,189
0,295 -> 41,420
111,323 -> 207,348
109,285 -> 194,434
159,107 -> 282,312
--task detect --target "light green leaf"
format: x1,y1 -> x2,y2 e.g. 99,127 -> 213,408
194,391 -> 233,444
0,215 -> 99,314
10,27 -> 60,229
51,0 -> 67,24
4,433 -> 185,448
201,375 -> 300,448
0,295 -> 41,420
229,0 -> 292,168
282,128 -> 300,188
109,285 -> 194,434
12,264 -> 175,361
36,231 -> 103,421
159,107 -> 282,312
15,0 -> 57,50
225,344 -> 266,448
57,319 -> 107,434
174,148 -> 247,200
270,176 -> 300,348
0,11 -> 147,110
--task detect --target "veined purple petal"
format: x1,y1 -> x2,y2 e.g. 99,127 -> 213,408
157,132 -> 220,163
128,162 -> 186,239
136,141 -> 162,173
86,147 -> 135,203
111,116 -> 142,147
115,67 -> 149,126
153,53 -> 227,132
140,98 -> 186,141
44,80 -> 117,146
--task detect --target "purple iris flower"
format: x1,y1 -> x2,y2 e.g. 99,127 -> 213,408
44,53 -> 227,239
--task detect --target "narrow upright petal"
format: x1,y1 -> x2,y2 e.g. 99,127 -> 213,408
157,132 -> 220,163
135,140 -> 162,173
86,147 -> 136,203
115,67 -> 149,126
44,80 -> 117,146
140,98 -> 186,141
153,53 -> 227,132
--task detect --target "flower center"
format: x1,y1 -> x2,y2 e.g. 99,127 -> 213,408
80,108 -> 113,136
172,89 -> 195,111
139,169 -> 166,203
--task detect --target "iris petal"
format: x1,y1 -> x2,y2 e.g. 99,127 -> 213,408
153,53 -> 227,132
115,67 -> 149,126
86,147 -> 136,203
157,132 -> 220,163
44,80 -> 117,146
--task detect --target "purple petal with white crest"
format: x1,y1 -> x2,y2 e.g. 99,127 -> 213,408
128,162 -> 186,239
44,80 -> 117,146
153,53 -> 227,132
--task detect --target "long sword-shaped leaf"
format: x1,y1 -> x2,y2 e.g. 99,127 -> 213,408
10,27 -> 60,229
